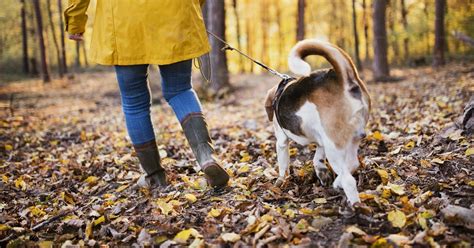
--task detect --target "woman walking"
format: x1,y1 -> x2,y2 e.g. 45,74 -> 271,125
64,0 -> 229,188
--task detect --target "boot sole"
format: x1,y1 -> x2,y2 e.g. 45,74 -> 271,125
203,162 -> 230,188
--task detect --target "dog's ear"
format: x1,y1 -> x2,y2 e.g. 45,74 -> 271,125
265,86 -> 277,122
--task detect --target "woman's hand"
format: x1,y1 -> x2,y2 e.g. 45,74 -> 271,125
68,33 -> 84,41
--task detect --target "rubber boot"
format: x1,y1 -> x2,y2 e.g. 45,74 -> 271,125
181,113 -> 229,188
133,140 -> 168,187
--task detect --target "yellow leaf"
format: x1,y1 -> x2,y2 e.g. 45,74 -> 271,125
240,152 -> 252,162
221,232 -> 241,242
184,193 -> 197,203
237,164 -> 250,174
296,219 -> 309,231
61,191 -> 75,205
0,224 -> 11,231
468,180 -> 474,187
14,177 -> 27,190
261,214 -> 273,222
466,148 -> 474,156
371,238 -> 388,248
93,216 -> 105,226
388,210 -> 406,228
387,183 -> 405,195
80,131 -> 87,141
115,184 -> 128,192
208,208 -> 222,218
376,169 -> 389,184
359,192 -> 375,200
289,147 -> 298,156
284,209 -> 295,218
1,174 -> 8,183
404,141 -> 415,149
85,221 -> 93,239
372,131 -> 383,141
5,144 -> 13,151
313,198 -> 327,204
156,199 -> 173,216
30,206 -> 46,217
174,228 -> 201,244
84,176 -> 98,186
37,241 -> 54,248
299,208 -> 313,215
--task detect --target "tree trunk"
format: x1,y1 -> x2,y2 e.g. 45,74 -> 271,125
46,0 -> 63,77
20,0 -> 29,74
433,0 -> 446,67
245,8 -> 253,73
208,0 -> 230,92
32,0 -> 51,83
58,0 -> 68,74
352,0 -> 363,70
232,0 -> 244,72
199,2 -> 211,82
275,0 -> 284,70
362,0 -> 370,62
372,0 -> 390,81
400,0 -> 409,62
424,0 -> 431,55
388,0 -> 400,64
75,41 -> 81,68
260,0 -> 269,66
82,41 -> 89,67
296,0 -> 305,41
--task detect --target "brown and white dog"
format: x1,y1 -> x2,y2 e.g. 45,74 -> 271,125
265,39 -> 371,205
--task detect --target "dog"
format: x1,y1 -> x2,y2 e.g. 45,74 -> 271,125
264,39 -> 371,205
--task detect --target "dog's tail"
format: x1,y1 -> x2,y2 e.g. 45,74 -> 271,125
288,39 -> 357,83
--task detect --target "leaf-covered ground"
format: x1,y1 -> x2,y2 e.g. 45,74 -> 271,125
0,64 -> 473,247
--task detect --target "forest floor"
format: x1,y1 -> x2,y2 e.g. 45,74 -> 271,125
0,63 -> 473,247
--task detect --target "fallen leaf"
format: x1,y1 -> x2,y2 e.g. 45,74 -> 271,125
156,199 -> 173,216
388,209 -> 406,228
464,147 -> 474,156
208,208 -> 222,218
221,232 -> 241,242
387,183 -> 405,195
376,169 -> 389,184
184,193 -> 197,203
174,228 -> 201,244
93,216 -> 105,226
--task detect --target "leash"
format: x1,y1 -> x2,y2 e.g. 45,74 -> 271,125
206,31 -> 292,81
204,30 -> 295,127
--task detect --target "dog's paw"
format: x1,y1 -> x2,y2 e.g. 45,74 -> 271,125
274,177 -> 285,187
316,167 -> 333,187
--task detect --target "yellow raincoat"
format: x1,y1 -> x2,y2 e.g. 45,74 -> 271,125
64,0 -> 210,65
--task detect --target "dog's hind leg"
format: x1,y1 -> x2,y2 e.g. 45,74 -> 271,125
312,146 -> 333,186
274,125 -> 290,187
324,147 -> 360,205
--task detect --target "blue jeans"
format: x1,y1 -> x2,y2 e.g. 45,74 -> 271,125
115,60 -> 202,145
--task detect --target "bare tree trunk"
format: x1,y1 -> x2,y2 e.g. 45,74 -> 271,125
362,0 -> 370,62
261,0 -> 269,66
199,2 -> 211,81
275,0 -> 284,70
388,0 -> 400,65
352,0 -> 363,70
400,0 -> 409,62
424,0 -> 431,55
433,0 -> 446,67
296,0 -> 305,41
75,41 -> 81,68
46,0 -> 63,77
232,0 -> 244,72
82,42 -> 89,67
208,0 -> 230,92
245,5 -> 254,73
58,0 -> 67,74
32,0 -> 51,83
372,0 -> 390,80
21,0 -> 29,74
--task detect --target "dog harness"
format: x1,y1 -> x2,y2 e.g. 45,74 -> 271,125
272,76 -> 296,127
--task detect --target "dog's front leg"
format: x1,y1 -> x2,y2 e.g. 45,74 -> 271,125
274,125 -> 289,187
312,146 -> 333,186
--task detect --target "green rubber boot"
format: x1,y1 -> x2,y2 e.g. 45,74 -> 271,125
181,113 -> 229,188
133,140 -> 168,187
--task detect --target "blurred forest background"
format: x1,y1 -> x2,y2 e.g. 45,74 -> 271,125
0,0 -> 473,85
